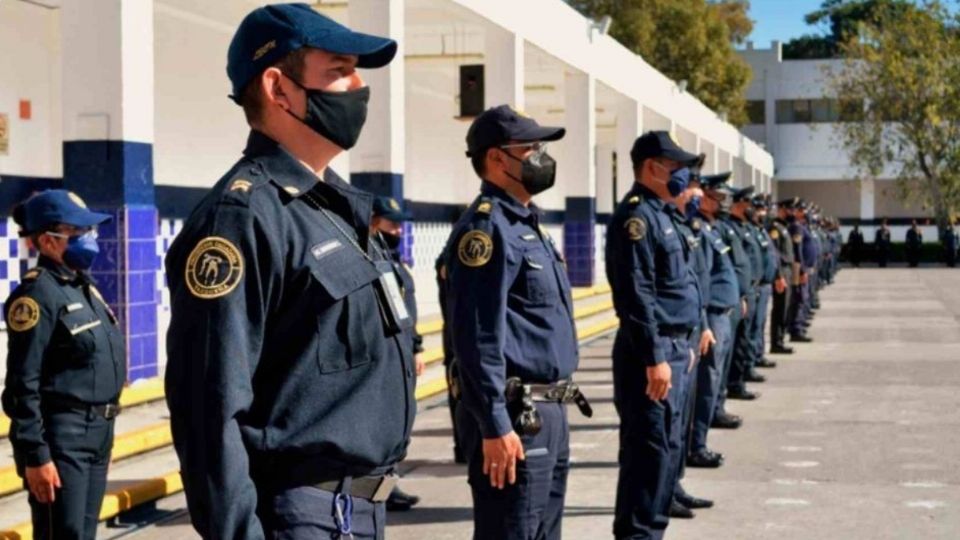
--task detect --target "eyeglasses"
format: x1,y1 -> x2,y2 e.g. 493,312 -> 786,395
45,227 -> 97,240
499,141 -> 549,165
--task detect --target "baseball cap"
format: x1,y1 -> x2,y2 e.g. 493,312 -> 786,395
465,105 -> 565,159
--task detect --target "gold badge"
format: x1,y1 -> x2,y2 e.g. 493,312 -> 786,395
185,237 -> 244,299
792,234 -> 802,243
389,198 -> 400,211
477,201 -> 492,214
7,297 -> 40,332
629,195 -> 640,205
253,40 -> 276,61
692,218 -> 702,231
457,230 -> 494,267
230,179 -> 252,193
625,217 -> 647,241
68,192 -> 88,209
770,228 -> 780,240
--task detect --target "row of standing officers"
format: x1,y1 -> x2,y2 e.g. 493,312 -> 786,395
1,4 -> 841,539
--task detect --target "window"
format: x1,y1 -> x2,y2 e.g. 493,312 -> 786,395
746,100 -> 765,124
776,98 -> 863,124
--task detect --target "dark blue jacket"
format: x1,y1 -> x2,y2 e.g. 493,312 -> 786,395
605,184 -> 702,366
716,215 -> 753,299
699,217 -> 739,310
442,182 -> 578,438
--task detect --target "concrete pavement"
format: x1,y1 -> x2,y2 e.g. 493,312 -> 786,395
115,267 -> 960,539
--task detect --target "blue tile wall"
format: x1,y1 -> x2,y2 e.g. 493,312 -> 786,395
563,197 -> 597,287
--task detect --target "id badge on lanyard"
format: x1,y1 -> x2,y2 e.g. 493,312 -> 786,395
373,260 -> 412,334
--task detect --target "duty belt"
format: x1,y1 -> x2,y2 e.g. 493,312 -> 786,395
505,378 -> 593,418
44,395 -> 121,420
314,473 -> 399,502
707,306 -> 734,316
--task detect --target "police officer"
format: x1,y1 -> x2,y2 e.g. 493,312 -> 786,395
687,174 -> 741,466
905,220 -> 922,267
944,219 -> 959,267
788,202 -> 814,343
164,5 -> 412,538
876,219 -> 892,267
750,195 -> 779,370
434,249 -> 467,464
370,196 -> 425,512
444,105 -> 585,540
848,225 -> 865,267
606,131 -> 702,539
2,190 -> 125,540
769,199 -> 797,355
725,186 -> 765,398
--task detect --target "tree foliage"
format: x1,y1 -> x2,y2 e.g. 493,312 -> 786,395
566,0 -> 754,125
783,0 -> 919,59
827,1 -> 960,229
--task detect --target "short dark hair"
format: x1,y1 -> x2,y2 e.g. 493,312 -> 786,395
239,48 -> 310,125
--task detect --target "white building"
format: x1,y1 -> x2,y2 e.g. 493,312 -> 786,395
0,0 -> 773,378
739,41 -> 935,242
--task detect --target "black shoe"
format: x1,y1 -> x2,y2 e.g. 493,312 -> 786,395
756,357 -> 778,368
676,490 -> 715,509
727,387 -> 759,400
669,499 -> 695,519
687,449 -> 723,468
791,334 -> 813,343
745,370 -> 766,383
711,411 -> 743,429
386,487 -> 420,512
770,345 -> 794,354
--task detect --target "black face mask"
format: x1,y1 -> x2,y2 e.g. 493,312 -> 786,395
501,149 -> 557,196
381,231 -> 401,251
284,74 -> 370,150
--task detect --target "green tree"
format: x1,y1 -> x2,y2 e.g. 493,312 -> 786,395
783,0 -> 918,59
827,1 -> 960,231
567,0 -> 754,125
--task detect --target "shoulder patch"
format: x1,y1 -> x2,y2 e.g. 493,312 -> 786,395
769,228 -> 780,240
22,269 -> 41,281
792,234 -> 803,243
629,195 -> 641,205
477,201 -> 492,214
185,237 -> 245,299
7,297 -> 40,332
625,217 -> 647,241
457,230 -> 494,267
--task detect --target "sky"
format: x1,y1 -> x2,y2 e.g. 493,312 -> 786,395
746,0 -> 826,48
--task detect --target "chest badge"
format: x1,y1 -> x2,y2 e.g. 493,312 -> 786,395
458,230 -> 494,267
185,237 -> 245,299
625,217 -> 647,241
7,297 -> 40,332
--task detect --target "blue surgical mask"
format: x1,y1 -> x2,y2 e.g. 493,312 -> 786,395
63,232 -> 100,270
667,167 -> 691,197
685,195 -> 702,217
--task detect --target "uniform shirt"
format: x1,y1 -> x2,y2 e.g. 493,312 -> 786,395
756,226 -> 778,284
906,227 -> 923,247
698,216 -> 739,310
875,227 -> 892,248
387,245 -> 423,354
715,214 -> 753,300
443,182 -> 577,439
675,216 -> 708,330
2,256 -> 125,467
605,184 -> 702,367
802,225 -> 818,268
164,131 -> 415,538
770,219 -> 795,274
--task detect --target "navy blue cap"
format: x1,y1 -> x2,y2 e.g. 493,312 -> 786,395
701,172 -> 733,190
465,105 -> 565,159
751,194 -> 769,208
732,185 -> 756,202
227,3 -> 397,100
630,131 -> 701,167
17,190 -> 111,235
372,196 -> 411,222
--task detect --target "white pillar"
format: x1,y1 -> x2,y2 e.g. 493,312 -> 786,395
596,143 -> 615,215
484,25 -> 524,109
860,177 -> 875,220
560,71 -> 596,286
348,0 -> 405,195
615,97 -> 642,200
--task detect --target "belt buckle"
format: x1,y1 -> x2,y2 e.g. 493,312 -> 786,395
371,473 -> 399,502
103,404 -> 121,419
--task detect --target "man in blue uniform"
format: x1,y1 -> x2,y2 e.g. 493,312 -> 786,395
687,174 -> 741,465
906,220 -> 922,267
769,199 -> 798,355
164,5 -> 413,538
3,190 -> 125,540
606,131 -> 703,539
785,200 -> 813,343
370,196 -> 425,512
725,186 -> 765,398
444,105 -> 586,540
875,219 -> 892,267
751,196 -> 781,370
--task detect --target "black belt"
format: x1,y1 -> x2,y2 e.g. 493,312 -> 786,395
505,379 -> 593,418
660,327 -> 695,340
314,474 -> 399,502
707,306 -> 734,316
44,395 -> 121,420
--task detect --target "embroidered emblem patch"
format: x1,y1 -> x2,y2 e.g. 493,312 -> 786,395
458,230 -> 494,267
185,237 -> 244,299
7,297 -> 40,332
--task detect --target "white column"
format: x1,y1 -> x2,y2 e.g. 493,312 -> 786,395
615,97 -> 642,200
596,143 -> 615,215
484,25 -> 524,109
860,177 -> 875,220
559,71 -> 596,201
348,0 -> 405,186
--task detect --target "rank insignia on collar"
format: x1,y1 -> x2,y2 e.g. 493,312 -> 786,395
458,230 -> 494,267
230,179 -> 253,193
477,201 -> 492,214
